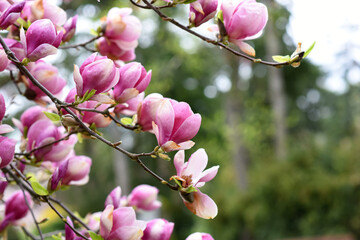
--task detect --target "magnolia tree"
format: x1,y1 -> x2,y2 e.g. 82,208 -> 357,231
0,0 -> 314,239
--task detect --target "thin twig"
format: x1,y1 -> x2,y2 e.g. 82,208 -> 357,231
59,35 -> 101,50
134,0 -> 291,67
21,227 -> 37,240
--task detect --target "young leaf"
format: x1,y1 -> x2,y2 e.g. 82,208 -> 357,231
30,180 -> 49,196
43,112 -> 61,123
81,89 -> 97,103
272,55 -> 291,63
89,231 -> 104,240
303,41 -> 316,58
120,117 -> 133,125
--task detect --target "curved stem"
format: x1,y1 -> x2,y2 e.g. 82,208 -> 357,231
60,35 -> 101,50
134,0 -> 290,67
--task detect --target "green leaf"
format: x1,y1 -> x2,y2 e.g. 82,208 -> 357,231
43,112 -> 61,123
89,231 -> 104,240
180,0 -> 198,3
303,41 -> 316,58
120,117 -> 133,125
216,10 -> 224,23
171,177 -> 183,188
30,179 -> 49,196
77,132 -> 83,143
272,55 -> 291,63
81,89 -> 97,103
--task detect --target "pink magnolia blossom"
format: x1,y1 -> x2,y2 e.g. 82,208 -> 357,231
173,149 -> 219,219
96,7 -> 141,61
73,53 -> 120,97
0,1 -> 25,29
100,205 -> 146,240
26,119 -> 76,162
128,184 -> 161,211
153,99 -> 201,152
21,19 -> 64,61
0,136 -> 16,169
105,186 -> 123,209
96,37 -> 136,62
49,155 -> 92,191
62,15 -> 78,42
142,218 -> 174,240
189,0 -> 218,27
221,0 -> 268,56
21,0 -> 67,26
186,232 -> 214,240
137,93 -> 164,132
22,60 -> 66,101
113,62 -> 151,103
114,92 -> 144,117
0,191 -> 32,232
12,105 -> 47,135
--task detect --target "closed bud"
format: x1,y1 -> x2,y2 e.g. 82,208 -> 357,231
128,184 -> 162,211
142,218 -> 174,240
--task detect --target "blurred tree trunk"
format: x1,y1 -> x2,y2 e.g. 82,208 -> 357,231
265,2 -> 287,160
226,54 -> 250,191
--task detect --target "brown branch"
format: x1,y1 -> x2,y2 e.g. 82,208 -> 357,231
133,0 -> 291,67
59,35 -> 101,51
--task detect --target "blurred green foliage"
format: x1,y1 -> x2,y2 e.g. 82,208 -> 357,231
8,0 -> 360,239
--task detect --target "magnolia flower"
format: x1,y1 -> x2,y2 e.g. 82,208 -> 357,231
12,105 -> 47,135
0,93 -> 5,122
153,99 -> 201,152
137,93 -> 164,132
186,232 -> 214,240
22,60 -> 66,101
100,205 -> 146,240
105,186 -> 124,209
49,155 -> 92,192
0,191 -> 32,232
128,184 -> 162,211
142,218 -> 174,240
189,0 -> 218,27
21,0 -> 67,26
62,15 -> 78,42
73,53 -> 120,98
0,39 -> 26,70
221,0 -> 268,56
0,1 -> 25,29
113,62 -> 151,103
21,19 -> 64,61
172,149 -> 219,219
26,119 -> 76,162
96,37 -> 136,62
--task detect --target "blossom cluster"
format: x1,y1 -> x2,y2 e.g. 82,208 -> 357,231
0,0 -> 270,239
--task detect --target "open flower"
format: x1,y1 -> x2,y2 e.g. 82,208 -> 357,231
152,99 -> 201,152
221,0 -> 268,56
172,149 -> 219,219
100,205 -> 146,240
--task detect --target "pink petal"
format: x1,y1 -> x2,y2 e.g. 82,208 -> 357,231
0,124 -> 14,135
183,190 -> 218,219
73,64 -> 83,97
155,100 -> 174,146
194,166 -> 219,185
100,205 -> 114,239
174,150 -> 185,176
171,113 -> 201,144
108,225 -> 145,240
182,148 -> 208,179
